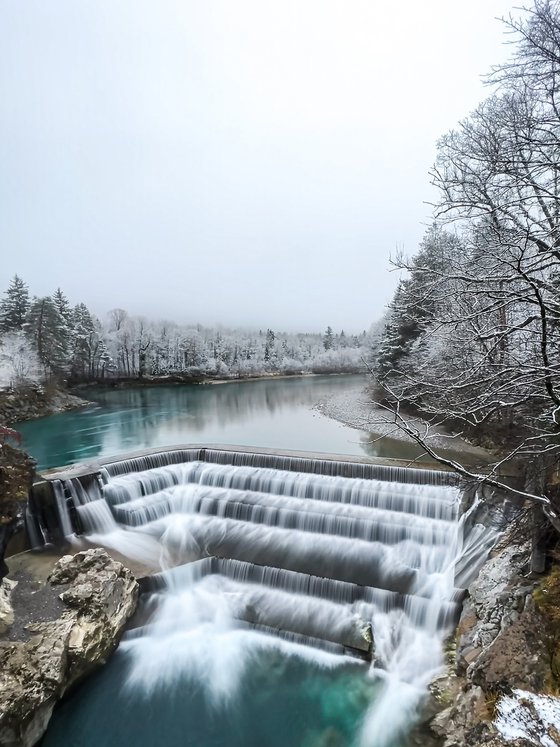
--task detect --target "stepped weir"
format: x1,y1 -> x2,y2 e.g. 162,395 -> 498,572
28,446 -> 499,744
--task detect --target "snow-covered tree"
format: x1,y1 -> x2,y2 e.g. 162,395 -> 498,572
24,296 -> 67,375
376,225 -> 462,378
323,326 -> 334,351
0,275 -> 29,335
70,303 -> 108,378
51,288 -> 73,366
264,329 -> 275,364
373,1 -> 560,536
0,332 -> 41,388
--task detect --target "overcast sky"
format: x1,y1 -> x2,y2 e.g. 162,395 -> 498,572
0,0 -> 517,332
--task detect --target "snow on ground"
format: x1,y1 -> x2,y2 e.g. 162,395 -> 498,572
313,382 -> 488,456
495,689 -> 560,746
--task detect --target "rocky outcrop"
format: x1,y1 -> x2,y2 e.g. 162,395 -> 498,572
0,548 -> 138,747
0,444 -> 35,578
0,385 -> 89,426
430,535 -> 556,747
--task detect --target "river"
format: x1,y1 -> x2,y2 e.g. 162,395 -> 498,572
16,374 -> 429,472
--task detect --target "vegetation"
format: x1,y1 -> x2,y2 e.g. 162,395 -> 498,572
373,1 -> 560,528
0,276 -> 371,388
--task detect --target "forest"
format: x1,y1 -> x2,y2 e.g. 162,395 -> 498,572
0,276 -> 370,386
373,0 -> 560,526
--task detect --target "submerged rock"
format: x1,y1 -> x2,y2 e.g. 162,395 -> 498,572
0,548 -> 138,747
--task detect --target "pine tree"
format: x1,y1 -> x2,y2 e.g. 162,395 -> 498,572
0,275 -> 30,334
24,296 -> 67,373
377,225 -> 461,376
52,288 -> 72,364
52,288 -> 72,326
323,326 -> 334,351
264,329 -> 275,363
70,303 -> 97,378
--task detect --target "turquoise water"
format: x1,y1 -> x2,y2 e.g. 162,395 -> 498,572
42,647 -> 380,747
16,375 -> 427,471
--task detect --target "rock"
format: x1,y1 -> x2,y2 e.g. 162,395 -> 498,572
431,684 -> 490,746
0,577 -> 16,635
0,548 -> 138,747
470,598 -> 548,692
494,689 -> 560,747
0,443 -> 35,578
0,385 -> 90,427
429,531 -> 554,747
359,620 -> 374,653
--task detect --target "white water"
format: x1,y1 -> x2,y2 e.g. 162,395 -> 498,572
53,455 -> 497,746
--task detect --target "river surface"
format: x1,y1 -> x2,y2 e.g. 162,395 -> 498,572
17,374 -> 429,471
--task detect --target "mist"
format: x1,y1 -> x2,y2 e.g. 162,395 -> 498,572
0,0 -> 515,331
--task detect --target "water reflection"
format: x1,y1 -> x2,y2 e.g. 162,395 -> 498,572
16,375 -> 437,471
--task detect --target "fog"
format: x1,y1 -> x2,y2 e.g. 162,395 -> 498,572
0,0 -> 515,331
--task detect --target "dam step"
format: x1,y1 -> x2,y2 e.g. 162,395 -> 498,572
27,448 -> 497,678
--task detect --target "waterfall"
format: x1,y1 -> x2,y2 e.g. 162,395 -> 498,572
51,480 -> 74,539
40,449 -> 498,746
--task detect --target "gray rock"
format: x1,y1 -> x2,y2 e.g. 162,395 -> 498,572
0,548 -> 138,747
0,577 -> 16,635
429,532 -> 553,747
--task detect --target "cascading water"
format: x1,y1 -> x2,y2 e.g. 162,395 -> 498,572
41,451 -> 499,747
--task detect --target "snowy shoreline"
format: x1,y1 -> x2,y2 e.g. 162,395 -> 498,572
313,382 -> 492,458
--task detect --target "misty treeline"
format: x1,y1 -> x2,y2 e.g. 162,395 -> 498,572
0,277 -> 369,388
372,0 -> 560,525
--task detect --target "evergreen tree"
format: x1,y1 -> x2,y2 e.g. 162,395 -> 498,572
323,326 -> 334,350
25,296 -> 67,373
73,303 -> 110,378
0,275 -> 30,334
264,329 -> 275,362
52,288 -> 72,326
52,288 -> 72,363
377,225 -> 461,376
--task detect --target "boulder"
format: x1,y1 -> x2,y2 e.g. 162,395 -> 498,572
0,548 -> 138,747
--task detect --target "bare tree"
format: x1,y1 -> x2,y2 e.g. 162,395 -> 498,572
374,1 -> 560,534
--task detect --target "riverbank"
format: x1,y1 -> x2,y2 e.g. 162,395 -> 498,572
0,387 -> 91,426
71,369 -> 365,391
314,381 -> 493,460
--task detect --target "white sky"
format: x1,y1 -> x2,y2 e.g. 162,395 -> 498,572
0,0 -> 517,332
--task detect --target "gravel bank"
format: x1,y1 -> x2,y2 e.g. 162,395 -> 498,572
314,383 -> 491,458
